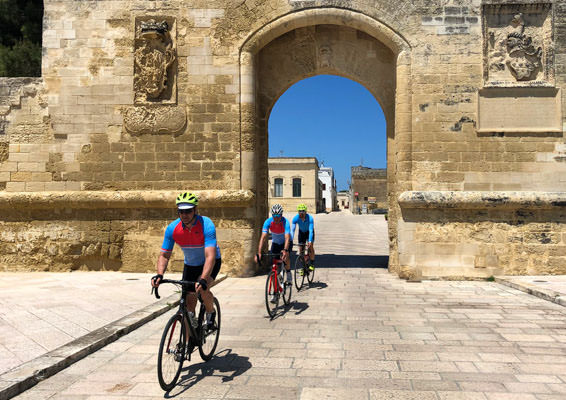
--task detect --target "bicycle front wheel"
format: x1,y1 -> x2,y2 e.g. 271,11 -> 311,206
157,313 -> 186,391
307,261 -> 315,284
198,297 -> 221,361
294,255 -> 305,291
265,271 -> 279,318
282,270 -> 292,305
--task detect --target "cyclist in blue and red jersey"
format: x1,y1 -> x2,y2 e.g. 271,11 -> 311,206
151,191 -> 221,330
254,204 -> 292,288
290,203 -> 315,273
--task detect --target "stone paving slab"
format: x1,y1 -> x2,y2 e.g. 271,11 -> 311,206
496,275 -> 566,307
0,271 -> 182,376
2,212 -> 566,399
0,272 -> 226,400
10,266 -> 566,400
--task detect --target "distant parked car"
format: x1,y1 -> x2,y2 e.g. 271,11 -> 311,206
371,208 -> 388,214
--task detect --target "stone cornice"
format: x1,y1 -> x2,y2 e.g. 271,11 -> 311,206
0,190 -> 255,210
399,191 -> 566,210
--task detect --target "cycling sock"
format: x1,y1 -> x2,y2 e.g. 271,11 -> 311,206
188,311 -> 197,328
206,311 -> 214,324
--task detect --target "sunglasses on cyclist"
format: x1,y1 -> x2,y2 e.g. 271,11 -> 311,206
178,209 -> 194,214
299,210 -> 306,213
272,214 -> 281,218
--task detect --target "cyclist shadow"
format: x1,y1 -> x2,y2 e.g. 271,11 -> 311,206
300,281 -> 327,290
166,349 -> 251,397
289,300 -> 309,315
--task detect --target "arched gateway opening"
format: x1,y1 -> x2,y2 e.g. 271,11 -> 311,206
239,9 -> 411,275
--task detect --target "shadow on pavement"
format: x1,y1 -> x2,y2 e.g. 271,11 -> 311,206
265,300 -> 299,320
303,281 -> 327,290
290,301 -> 309,315
169,349 -> 251,397
314,254 -> 389,268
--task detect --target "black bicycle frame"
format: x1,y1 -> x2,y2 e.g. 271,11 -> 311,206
153,279 -> 202,345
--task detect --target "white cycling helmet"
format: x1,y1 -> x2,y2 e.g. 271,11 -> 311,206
271,204 -> 283,215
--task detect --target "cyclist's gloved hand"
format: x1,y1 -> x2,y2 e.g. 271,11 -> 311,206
151,274 -> 163,287
198,278 -> 208,291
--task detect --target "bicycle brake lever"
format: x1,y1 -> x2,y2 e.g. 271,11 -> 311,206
152,286 -> 161,299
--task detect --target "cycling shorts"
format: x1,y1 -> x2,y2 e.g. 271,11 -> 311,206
182,258 -> 221,283
298,230 -> 315,245
271,242 -> 285,258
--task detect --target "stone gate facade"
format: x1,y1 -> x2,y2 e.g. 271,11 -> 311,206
1,0 -> 566,279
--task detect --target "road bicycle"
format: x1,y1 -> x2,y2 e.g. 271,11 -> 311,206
257,252 -> 292,318
151,278 -> 221,391
294,242 -> 314,290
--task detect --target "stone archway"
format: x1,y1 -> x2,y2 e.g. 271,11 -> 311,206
239,8 -> 411,275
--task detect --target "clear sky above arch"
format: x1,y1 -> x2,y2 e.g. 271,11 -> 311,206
268,75 -> 387,191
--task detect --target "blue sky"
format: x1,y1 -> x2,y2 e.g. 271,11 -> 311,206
268,75 -> 387,191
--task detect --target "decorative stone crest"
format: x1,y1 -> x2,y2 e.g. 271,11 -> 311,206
134,17 -> 176,104
483,3 -> 553,87
125,17 -> 186,135
123,106 -> 186,136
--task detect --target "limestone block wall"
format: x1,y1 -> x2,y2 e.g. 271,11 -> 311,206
399,192 -> 566,279
1,0 -> 566,278
0,190 -> 255,275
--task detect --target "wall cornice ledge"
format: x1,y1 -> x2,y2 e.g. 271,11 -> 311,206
399,191 -> 566,210
0,190 -> 255,210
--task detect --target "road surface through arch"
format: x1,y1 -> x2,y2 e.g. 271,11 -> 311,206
285,210 -> 389,269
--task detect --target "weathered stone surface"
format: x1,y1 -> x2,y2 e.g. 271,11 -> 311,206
0,1 -> 566,277
399,191 -> 566,210
122,105 -> 187,135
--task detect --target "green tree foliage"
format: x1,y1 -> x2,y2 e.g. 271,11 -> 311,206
0,0 -> 43,77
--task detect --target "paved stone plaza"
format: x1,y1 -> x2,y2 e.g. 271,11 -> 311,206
6,212 -> 566,399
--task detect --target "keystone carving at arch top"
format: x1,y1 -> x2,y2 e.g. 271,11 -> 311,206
133,17 -> 176,104
483,3 -> 553,87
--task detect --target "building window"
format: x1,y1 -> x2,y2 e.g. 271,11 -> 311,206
322,183 -> 326,190
292,178 -> 301,197
364,197 -> 368,201
274,178 -> 283,197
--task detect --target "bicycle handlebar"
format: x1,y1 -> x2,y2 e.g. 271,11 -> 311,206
255,252 -> 286,267
151,278 -> 197,299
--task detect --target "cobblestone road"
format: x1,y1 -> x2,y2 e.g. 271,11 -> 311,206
14,212 -> 566,399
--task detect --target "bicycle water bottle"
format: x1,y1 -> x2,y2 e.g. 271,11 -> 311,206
188,311 -> 198,328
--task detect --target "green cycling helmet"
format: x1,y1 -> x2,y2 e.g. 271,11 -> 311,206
297,203 -> 307,211
176,191 -> 198,209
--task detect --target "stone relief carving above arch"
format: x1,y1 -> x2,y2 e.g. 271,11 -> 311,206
123,106 -> 186,136
483,3 -> 553,87
133,17 -> 177,104
124,16 -> 186,135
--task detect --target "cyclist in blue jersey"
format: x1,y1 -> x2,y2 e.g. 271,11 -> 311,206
290,203 -> 316,273
255,204 -> 292,298
151,192 -> 221,330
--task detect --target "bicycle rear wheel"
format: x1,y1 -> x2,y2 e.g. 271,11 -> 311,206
265,271 -> 279,318
294,254 -> 305,291
157,313 -> 186,391
197,297 -> 221,361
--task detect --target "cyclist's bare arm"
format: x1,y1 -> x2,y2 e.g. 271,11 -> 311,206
256,232 -> 268,262
153,252 -> 172,287
199,247 -> 216,286
283,234 -> 290,263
